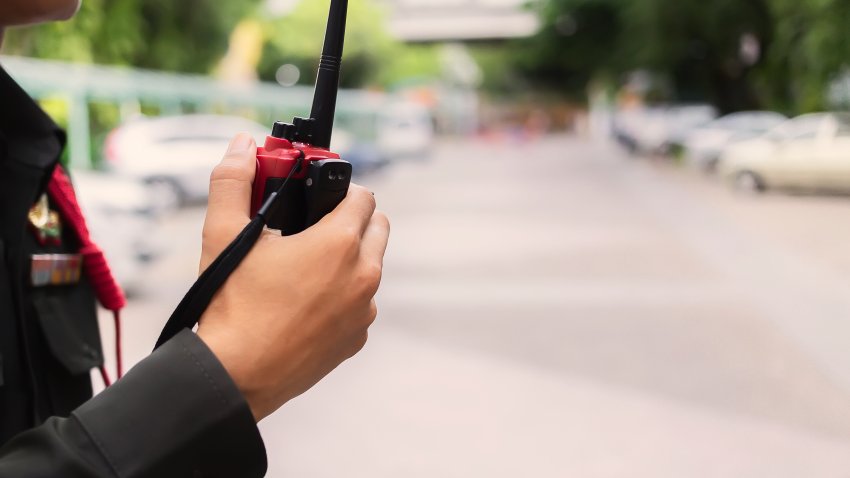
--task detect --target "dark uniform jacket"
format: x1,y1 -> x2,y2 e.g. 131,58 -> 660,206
0,66 -> 266,476
0,60 -> 102,446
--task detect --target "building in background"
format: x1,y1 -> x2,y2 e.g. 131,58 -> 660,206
377,0 -> 543,135
381,0 -> 540,42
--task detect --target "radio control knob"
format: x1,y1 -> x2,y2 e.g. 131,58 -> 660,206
271,121 -> 297,141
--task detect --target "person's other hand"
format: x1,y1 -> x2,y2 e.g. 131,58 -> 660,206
196,133 -> 390,421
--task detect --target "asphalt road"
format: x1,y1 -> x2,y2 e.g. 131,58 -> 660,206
100,136 -> 850,477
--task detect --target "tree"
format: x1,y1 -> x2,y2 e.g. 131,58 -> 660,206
628,0 -> 774,113
513,0 -> 624,98
3,0 -> 261,74
513,0 -> 850,114
256,0 -> 441,89
757,0 -> 850,112
517,0 -> 774,112
2,0 -> 441,90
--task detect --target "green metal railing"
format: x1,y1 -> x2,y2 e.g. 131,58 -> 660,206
1,56 -> 385,168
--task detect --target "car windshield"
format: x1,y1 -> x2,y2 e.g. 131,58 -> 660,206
671,107 -> 715,127
134,117 -> 268,145
746,114 -> 785,133
764,122 -> 792,141
765,115 -> 824,141
158,135 -> 233,143
711,113 -> 783,133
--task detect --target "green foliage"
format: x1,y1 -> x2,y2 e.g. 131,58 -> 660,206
2,0 -> 443,90
257,0 -> 441,88
518,0 -> 850,114
513,0 -> 624,92
3,0 -> 261,73
376,45 -> 442,90
759,0 -> 850,112
470,45 -> 529,95
4,0 -> 847,115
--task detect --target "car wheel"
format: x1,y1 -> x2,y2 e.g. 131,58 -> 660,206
145,177 -> 183,211
734,171 -> 765,194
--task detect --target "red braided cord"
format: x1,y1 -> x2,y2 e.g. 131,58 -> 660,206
98,366 -> 112,388
48,166 -> 127,380
114,310 -> 123,377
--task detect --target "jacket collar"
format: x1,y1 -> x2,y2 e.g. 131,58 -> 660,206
0,63 -> 66,173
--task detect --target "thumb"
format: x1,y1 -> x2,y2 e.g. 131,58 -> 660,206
202,133 -> 258,268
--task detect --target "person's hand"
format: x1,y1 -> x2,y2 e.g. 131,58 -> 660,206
196,133 -> 390,422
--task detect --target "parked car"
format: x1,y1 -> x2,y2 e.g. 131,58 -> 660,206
659,105 -> 720,156
105,115 -> 390,205
612,109 -> 646,154
613,105 -> 717,155
332,129 -> 389,174
718,112 -> 850,193
104,115 -> 270,206
376,101 -> 435,160
72,170 -> 161,293
684,111 -> 787,172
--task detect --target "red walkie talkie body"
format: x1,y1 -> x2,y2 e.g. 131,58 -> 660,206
251,131 -> 350,235
250,0 -> 351,235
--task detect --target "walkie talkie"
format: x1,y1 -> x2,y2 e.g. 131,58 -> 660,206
252,0 -> 351,234
155,0 -> 351,349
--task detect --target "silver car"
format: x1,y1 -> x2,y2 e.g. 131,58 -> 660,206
103,115 -> 270,206
684,111 -> 787,172
719,113 -> 850,193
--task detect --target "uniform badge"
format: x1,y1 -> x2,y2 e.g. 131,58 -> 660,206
28,193 -> 62,246
30,254 -> 83,287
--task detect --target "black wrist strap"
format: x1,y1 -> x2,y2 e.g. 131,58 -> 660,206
154,217 -> 264,349
154,156 -> 303,350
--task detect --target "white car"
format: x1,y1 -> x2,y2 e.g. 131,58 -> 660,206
104,115 -> 270,206
684,111 -> 787,172
71,170 -> 161,293
719,113 -> 850,193
614,105 -> 717,155
659,105 -> 719,155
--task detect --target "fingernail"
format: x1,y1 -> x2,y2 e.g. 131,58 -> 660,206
228,134 -> 254,154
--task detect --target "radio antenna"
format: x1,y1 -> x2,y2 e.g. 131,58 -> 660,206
309,0 -> 349,149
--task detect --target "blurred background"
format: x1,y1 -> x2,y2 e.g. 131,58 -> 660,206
4,0 -> 850,476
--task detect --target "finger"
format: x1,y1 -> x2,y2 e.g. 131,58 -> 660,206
207,133 -> 257,227
324,184 -> 377,236
360,210 -> 390,266
202,134 -> 257,263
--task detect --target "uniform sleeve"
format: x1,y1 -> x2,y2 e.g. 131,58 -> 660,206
0,330 -> 267,478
